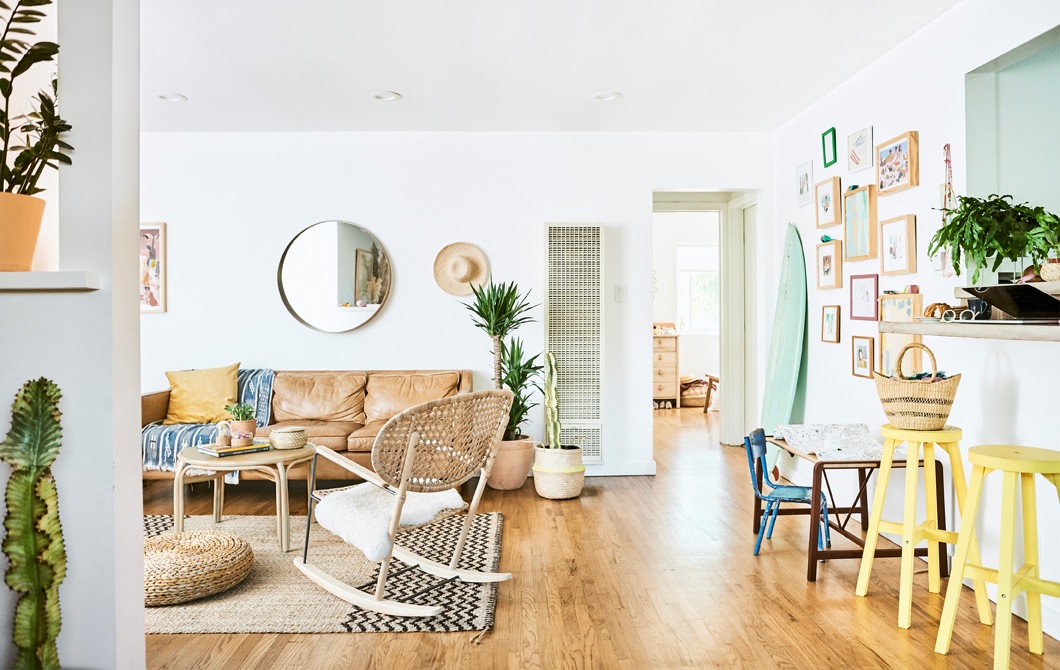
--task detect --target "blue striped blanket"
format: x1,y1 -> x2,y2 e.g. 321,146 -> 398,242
142,368 -> 275,479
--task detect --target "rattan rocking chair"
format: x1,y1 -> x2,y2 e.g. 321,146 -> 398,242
294,389 -> 514,617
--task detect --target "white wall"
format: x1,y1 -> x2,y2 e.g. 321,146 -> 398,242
771,0 -> 1060,638
0,1 -> 144,668
141,131 -> 773,476
651,211 -> 721,377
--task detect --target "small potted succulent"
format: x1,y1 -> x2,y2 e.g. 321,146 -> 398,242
224,402 -> 256,446
533,352 -> 585,499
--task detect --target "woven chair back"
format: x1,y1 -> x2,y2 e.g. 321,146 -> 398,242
371,389 -> 513,492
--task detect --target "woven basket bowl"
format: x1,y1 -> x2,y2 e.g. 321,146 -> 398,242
270,426 -> 308,450
533,446 -> 585,499
873,342 -> 960,431
144,530 -> 253,606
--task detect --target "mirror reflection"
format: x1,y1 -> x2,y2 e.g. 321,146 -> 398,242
278,220 -> 392,332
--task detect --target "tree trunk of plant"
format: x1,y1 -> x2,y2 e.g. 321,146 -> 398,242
493,334 -> 503,390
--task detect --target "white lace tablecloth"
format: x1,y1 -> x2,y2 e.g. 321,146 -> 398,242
773,423 -> 904,461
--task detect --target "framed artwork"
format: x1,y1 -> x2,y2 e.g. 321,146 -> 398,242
139,223 -> 166,313
876,131 -> 920,195
851,336 -> 874,379
816,240 -> 843,290
880,215 -> 917,275
879,293 -> 923,377
355,248 -> 374,303
849,273 -> 879,321
843,184 -> 877,261
821,305 -> 840,343
847,126 -> 873,172
821,127 -> 837,167
814,177 -> 842,228
796,161 -> 813,207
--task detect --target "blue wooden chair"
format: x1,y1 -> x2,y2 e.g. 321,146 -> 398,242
745,428 -> 831,555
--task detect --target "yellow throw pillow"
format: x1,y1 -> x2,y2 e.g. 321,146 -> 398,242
163,362 -> 240,425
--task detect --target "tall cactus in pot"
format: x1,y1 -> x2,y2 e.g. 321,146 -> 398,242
534,353 -> 585,498
543,352 -> 561,448
1,378 -> 67,669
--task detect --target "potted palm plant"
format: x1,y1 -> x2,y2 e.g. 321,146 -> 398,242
464,279 -> 540,490
533,352 -> 585,499
0,0 -> 73,272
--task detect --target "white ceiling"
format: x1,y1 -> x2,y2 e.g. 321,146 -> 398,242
141,1 -> 962,133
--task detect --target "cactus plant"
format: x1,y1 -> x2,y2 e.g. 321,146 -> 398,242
0,378 -> 66,670
543,352 -> 561,449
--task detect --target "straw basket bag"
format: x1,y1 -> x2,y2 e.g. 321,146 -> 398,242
873,343 -> 960,430
532,445 -> 584,499
269,426 -> 308,450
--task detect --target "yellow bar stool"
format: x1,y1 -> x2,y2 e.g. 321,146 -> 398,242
935,445 -> 1060,670
855,424 -> 992,629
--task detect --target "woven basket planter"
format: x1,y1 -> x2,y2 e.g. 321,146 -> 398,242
874,343 -> 960,431
533,445 -> 585,499
144,530 -> 254,606
270,426 -> 308,450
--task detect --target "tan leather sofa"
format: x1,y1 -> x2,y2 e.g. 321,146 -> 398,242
142,369 -> 472,481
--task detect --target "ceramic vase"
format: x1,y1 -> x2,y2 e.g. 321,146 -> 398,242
0,193 -> 46,271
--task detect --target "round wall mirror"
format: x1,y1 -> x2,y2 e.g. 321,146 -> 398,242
278,220 -> 392,332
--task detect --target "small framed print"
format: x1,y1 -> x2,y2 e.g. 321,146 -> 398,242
139,223 -> 166,313
816,240 -> 843,290
815,177 -> 842,229
843,184 -> 878,262
879,293 -> 923,377
851,336 -> 874,379
821,305 -> 840,343
876,131 -> 920,195
880,215 -> 917,275
796,161 -> 813,207
849,273 -> 879,321
847,126 -> 873,173
822,127 -> 837,167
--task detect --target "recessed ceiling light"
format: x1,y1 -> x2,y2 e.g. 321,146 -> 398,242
156,92 -> 187,103
592,91 -> 623,102
370,90 -> 402,102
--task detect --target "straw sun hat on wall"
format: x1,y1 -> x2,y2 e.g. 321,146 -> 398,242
434,242 -> 489,296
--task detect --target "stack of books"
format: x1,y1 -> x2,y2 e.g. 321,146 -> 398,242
198,440 -> 272,458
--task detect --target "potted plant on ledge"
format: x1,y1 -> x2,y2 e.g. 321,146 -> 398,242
533,352 -> 585,499
0,0 -> 74,272
464,279 -> 540,490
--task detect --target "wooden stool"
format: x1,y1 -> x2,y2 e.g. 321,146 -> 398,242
855,424 -> 991,629
935,445 -> 1060,669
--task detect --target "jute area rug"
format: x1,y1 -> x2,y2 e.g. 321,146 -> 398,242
143,512 -> 504,635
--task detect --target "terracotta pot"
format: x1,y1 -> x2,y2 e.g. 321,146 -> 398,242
486,435 -> 534,490
230,419 -> 257,447
0,192 -> 46,271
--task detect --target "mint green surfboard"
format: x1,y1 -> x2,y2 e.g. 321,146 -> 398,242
760,224 -> 807,463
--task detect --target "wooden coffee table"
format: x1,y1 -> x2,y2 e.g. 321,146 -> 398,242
174,445 -> 315,552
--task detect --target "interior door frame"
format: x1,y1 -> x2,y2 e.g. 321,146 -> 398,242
719,192 -> 757,445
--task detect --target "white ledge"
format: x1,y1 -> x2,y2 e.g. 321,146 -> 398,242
0,271 -> 101,292
879,320 -> 1060,342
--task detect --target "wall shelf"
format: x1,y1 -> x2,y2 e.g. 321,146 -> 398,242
0,271 -> 101,292
879,320 -> 1060,342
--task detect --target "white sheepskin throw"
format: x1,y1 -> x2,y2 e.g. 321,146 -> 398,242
314,483 -> 465,562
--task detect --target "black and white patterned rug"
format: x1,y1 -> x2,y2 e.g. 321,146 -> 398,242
143,512 -> 504,634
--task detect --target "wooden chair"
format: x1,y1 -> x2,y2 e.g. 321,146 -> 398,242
295,389 -> 514,617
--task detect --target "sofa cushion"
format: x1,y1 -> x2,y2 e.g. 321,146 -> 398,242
272,372 -> 367,423
163,362 -> 240,425
258,419 -> 363,453
347,421 -> 388,453
364,372 -> 461,423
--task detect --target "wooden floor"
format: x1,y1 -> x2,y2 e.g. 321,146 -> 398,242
144,409 -> 1059,669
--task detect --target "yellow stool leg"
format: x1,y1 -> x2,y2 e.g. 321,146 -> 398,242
898,441 -> 921,629
935,463 -> 987,655
994,470 -> 1020,670
924,442 -> 941,594
1022,473 -> 1043,655
942,441 -> 993,625
857,438 -> 898,597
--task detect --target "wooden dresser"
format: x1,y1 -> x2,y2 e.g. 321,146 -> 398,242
652,335 -> 680,407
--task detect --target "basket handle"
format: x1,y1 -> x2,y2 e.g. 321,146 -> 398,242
895,342 -> 936,382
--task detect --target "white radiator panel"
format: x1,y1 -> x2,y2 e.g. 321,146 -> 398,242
545,224 -> 604,464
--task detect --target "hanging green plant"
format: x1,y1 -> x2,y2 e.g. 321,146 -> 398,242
0,378 -> 66,670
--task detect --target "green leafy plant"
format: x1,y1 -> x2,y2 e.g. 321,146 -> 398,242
224,402 -> 255,421
543,352 -> 562,449
464,280 -> 537,389
1,0 -> 74,195
499,337 -> 542,441
1,378 -> 66,670
928,194 -> 1060,283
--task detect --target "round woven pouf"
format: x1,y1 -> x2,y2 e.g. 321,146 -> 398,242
144,530 -> 254,607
